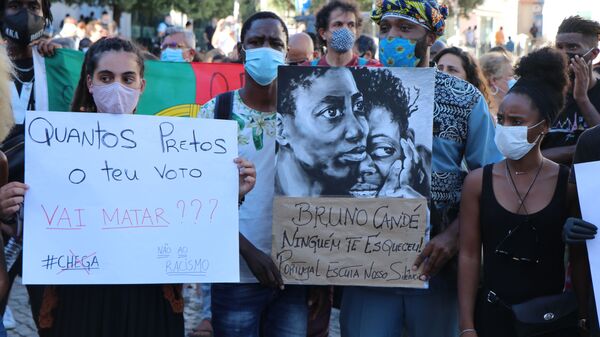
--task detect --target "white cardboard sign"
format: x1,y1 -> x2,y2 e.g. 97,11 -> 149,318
575,161 -> 600,324
23,111 -> 239,284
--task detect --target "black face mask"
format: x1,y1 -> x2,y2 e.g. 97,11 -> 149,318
1,9 -> 46,46
565,48 -> 594,62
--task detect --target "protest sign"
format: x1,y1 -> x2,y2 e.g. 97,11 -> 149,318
23,111 -> 239,285
33,49 -> 244,115
574,161 -> 600,324
273,67 -> 434,287
272,197 -> 428,287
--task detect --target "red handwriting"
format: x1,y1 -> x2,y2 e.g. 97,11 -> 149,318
41,205 -> 85,229
102,208 -> 171,229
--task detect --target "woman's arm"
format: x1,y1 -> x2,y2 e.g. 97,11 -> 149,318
458,168 -> 484,336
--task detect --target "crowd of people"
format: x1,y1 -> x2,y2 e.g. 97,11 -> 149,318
1,0 -> 600,336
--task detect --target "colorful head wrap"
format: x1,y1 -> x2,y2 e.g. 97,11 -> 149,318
371,0 -> 449,36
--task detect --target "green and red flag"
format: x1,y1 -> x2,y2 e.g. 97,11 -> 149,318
33,49 -> 244,116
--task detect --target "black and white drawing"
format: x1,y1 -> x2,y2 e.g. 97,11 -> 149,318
275,66 -> 434,199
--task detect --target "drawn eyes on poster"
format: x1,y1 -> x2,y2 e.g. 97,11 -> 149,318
275,66 -> 434,199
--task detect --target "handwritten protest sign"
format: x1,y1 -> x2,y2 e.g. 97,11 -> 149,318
575,161 -> 600,324
272,197 -> 428,288
23,111 -> 239,285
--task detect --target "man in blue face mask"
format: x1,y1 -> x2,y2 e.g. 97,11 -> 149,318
197,11 -> 311,337
339,1 -> 503,336
160,28 -> 196,62
307,0 -> 381,67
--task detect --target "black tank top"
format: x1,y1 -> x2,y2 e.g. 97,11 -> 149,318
480,164 -> 569,304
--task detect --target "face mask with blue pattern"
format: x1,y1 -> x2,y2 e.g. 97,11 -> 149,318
379,37 -> 421,67
330,27 -> 355,53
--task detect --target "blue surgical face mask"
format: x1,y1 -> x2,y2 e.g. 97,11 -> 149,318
244,47 -> 286,86
379,37 -> 421,67
508,78 -> 517,89
330,27 -> 355,53
161,48 -> 186,62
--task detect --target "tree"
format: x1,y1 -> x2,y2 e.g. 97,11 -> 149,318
61,0 -> 259,27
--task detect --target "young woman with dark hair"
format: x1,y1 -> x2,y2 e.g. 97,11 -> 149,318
0,36 -> 257,337
458,47 -> 585,337
433,46 -> 492,107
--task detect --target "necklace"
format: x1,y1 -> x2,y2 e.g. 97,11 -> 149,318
13,65 -> 33,72
505,159 -> 544,215
12,76 -> 34,85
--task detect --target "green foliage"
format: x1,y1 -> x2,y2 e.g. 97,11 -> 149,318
61,0 -> 259,23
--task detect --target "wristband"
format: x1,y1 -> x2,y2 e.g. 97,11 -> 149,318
459,329 -> 476,336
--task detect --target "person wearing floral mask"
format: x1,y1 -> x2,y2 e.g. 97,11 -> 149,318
340,1 -> 502,336
306,0 -> 381,67
198,11 -> 312,337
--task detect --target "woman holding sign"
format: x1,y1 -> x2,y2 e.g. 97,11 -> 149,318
458,48 -> 587,337
0,37 -> 257,337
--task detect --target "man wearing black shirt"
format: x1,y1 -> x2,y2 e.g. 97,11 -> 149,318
543,16 -> 600,165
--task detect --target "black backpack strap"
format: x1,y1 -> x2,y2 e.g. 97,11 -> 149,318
214,91 -> 234,120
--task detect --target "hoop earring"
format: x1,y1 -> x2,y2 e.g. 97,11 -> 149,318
491,85 -> 499,96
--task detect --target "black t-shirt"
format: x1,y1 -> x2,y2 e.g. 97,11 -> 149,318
570,125 -> 600,183
542,81 -> 600,149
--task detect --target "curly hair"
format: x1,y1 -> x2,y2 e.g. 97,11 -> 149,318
278,66 -> 331,116
558,16 -> 600,47
353,68 -> 411,139
315,0 -> 362,46
240,11 -> 289,45
434,47 -> 492,106
0,45 -> 14,142
70,37 -> 145,113
511,47 -> 569,123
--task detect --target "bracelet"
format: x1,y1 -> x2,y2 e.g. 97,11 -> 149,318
459,329 -> 476,336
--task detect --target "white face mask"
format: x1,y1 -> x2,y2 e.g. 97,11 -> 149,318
90,82 -> 141,114
494,120 -> 545,160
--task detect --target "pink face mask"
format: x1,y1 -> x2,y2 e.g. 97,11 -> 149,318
90,82 -> 141,114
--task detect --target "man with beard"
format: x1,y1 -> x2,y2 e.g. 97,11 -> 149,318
276,66 -> 368,197
339,1 -> 502,336
541,16 -> 600,165
305,0 -> 381,67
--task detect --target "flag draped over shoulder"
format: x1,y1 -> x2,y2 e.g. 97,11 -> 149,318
33,49 -> 245,116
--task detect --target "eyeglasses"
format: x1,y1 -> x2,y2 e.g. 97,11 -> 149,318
161,42 -> 186,50
494,220 -> 540,264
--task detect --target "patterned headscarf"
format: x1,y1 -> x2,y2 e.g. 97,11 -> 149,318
371,0 -> 449,36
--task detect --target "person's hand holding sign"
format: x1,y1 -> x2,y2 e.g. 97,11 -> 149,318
235,157 -> 256,203
240,233 -> 284,289
0,182 -> 27,222
413,219 -> 459,281
235,157 -> 283,289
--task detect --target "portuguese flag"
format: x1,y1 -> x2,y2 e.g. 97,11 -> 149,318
33,49 -> 244,116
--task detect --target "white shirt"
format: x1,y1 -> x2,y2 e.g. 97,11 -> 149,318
200,90 -> 277,283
